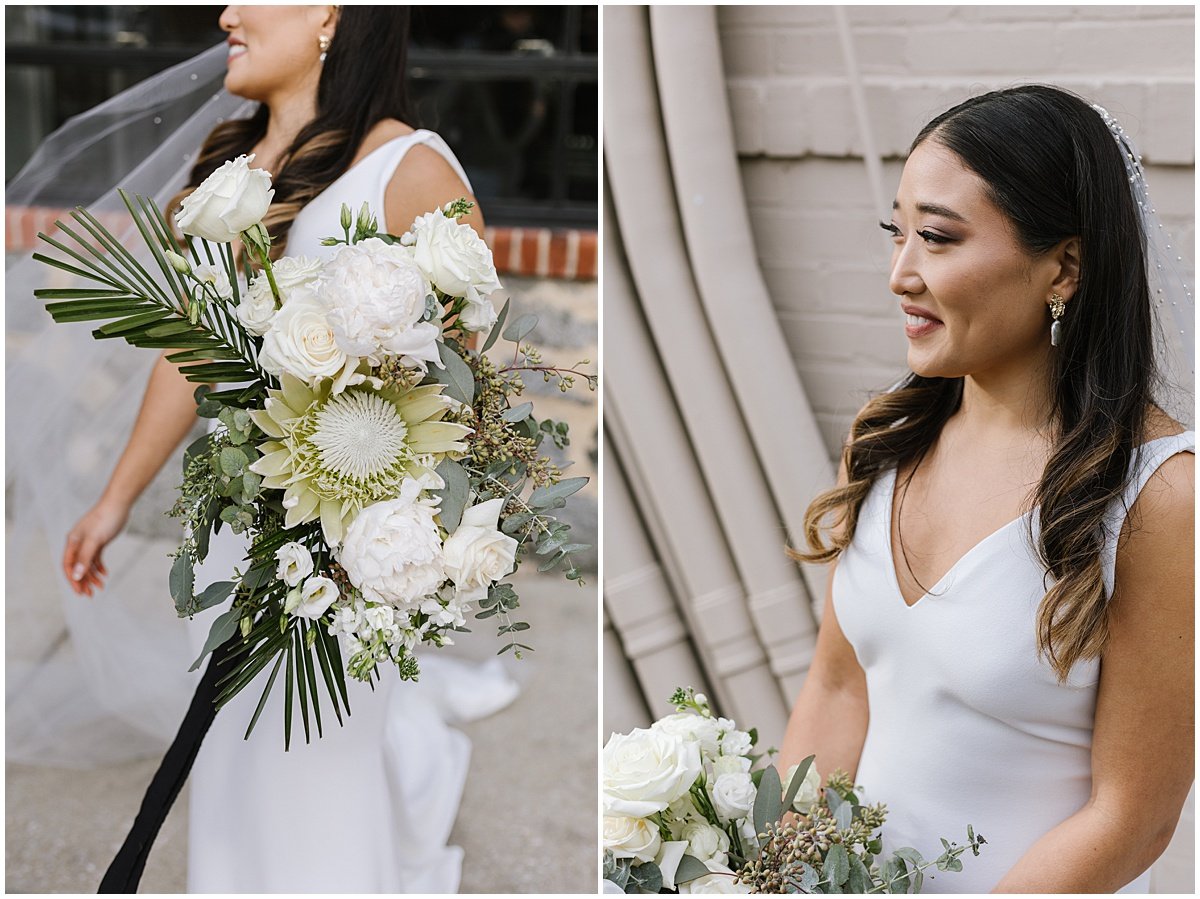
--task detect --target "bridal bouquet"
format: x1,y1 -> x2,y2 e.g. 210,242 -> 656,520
36,155 -> 593,746
602,689 -> 984,894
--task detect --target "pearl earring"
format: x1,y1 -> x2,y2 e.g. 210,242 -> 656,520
318,34 -> 331,63
1049,293 -> 1066,347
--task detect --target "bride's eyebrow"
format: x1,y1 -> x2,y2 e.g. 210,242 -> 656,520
892,199 -> 969,224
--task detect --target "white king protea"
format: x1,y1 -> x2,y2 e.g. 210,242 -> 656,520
248,373 -> 471,545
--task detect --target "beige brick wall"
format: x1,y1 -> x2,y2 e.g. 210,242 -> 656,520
720,5 -> 1195,456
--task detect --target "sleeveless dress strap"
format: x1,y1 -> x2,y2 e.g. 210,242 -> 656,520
369,129 -> 474,232
1100,430 -> 1196,597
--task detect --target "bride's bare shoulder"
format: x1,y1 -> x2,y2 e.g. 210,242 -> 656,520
352,118 -> 416,162
1143,404 -> 1188,442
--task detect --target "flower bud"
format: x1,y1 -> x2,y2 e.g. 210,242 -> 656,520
340,202 -> 353,231
165,250 -> 192,274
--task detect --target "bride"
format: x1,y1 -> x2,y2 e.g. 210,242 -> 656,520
36,6 -> 514,893
779,86 -> 1193,893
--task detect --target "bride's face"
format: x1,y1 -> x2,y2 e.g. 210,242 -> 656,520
885,140 -> 1063,381
219,5 -> 334,103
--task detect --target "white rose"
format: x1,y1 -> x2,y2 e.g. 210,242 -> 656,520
259,285 -> 349,385
656,840 -> 691,891
270,255 -> 323,290
603,728 -> 703,819
710,772 -> 756,822
320,239 -> 440,370
710,755 -> 751,778
681,821 -> 730,866
441,498 -> 518,602
237,274 -> 277,336
679,861 -> 751,895
458,296 -> 499,333
719,729 -> 753,759
274,541 -> 314,587
408,210 -> 501,307
786,762 -> 823,814
176,154 -> 273,243
336,480 -> 445,609
652,713 -> 722,758
603,816 -> 661,864
288,576 -> 339,620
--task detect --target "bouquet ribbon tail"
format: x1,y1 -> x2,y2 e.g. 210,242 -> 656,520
97,630 -> 242,893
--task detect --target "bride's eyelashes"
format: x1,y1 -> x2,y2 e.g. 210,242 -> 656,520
879,220 -> 955,245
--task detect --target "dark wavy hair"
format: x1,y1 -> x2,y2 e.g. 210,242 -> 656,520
794,85 -> 1163,680
171,7 -> 413,258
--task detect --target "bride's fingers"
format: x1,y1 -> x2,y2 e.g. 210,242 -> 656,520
62,535 -> 85,592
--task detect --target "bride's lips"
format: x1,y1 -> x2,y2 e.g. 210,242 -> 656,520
902,302 -> 943,339
227,39 -> 247,64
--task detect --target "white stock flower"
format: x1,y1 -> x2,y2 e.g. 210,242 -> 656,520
719,729 -> 753,759
258,285 -> 350,386
408,210 -> 501,308
176,154 -> 273,243
652,713 -> 722,758
786,762 -> 823,814
274,541 -> 314,587
603,728 -> 702,819
681,821 -> 730,866
290,576 -> 339,620
602,816 -> 661,864
710,755 -> 751,778
710,772 -> 756,822
336,480 -> 445,609
320,238 -> 440,370
442,498 -> 517,602
679,861 -> 751,895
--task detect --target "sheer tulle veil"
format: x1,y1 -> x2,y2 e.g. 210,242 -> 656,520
6,43 -> 255,765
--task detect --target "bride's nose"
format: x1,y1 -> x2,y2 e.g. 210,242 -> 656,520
888,240 -> 925,297
219,7 -> 239,32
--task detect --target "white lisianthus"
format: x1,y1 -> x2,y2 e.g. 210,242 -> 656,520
603,816 -> 661,864
320,238 -> 440,370
288,576 -> 339,620
442,498 -> 518,602
681,821 -> 730,866
336,480 -> 445,609
679,861 -> 751,895
710,754 -> 751,778
237,275 -> 277,335
258,286 -> 350,386
652,713 -> 722,758
274,541 -> 314,587
710,772 -> 756,822
176,154 -> 273,243
719,729 -> 753,759
191,262 -> 234,300
458,296 -> 499,332
407,210 -> 501,309
786,761 -> 823,814
603,728 -> 703,819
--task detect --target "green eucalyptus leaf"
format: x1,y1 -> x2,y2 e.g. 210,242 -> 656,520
528,476 -> 588,509
625,861 -> 662,894
753,764 -> 783,838
782,754 -> 815,812
502,312 -> 538,345
219,446 -> 248,477
433,458 -> 471,533
480,297 -> 510,353
673,853 -> 711,885
501,401 -> 534,423
431,342 -> 475,405
192,579 -> 236,613
170,551 -> 194,614
847,852 -> 871,893
188,608 -> 239,671
823,843 -> 850,889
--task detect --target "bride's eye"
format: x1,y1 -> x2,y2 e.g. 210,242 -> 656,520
916,230 -> 953,245
879,221 -> 902,239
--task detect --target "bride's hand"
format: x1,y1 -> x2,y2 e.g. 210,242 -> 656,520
62,500 -> 129,597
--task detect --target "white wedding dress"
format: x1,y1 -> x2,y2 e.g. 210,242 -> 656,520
834,431 -> 1195,893
186,129 -> 518,893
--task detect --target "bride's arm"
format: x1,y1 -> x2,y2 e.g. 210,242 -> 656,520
778,458 -> 870,783
62,353 -> 200,596
993,453 -> 1194,892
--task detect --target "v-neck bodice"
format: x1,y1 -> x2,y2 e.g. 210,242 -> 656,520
833,431 -> 1194,893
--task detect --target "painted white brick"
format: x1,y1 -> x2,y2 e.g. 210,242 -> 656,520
1144,83 -> 1196,165
721,6 -> 838,29
1141,165 -> 1196,219
847,7 -> 960,28
740,157 -> 878,209
904,25 -> 1059,76
721,29 -> 774,79
1055,22 -> 1193,75
727,82 -> 766,156
750,209 -> 885,266
959,5 -> 1084,22
793,360 -> 903,417
814,411 -> 855,459
763,82 -> 810,156
774,29 -> 848,76
779,313 -> 904,368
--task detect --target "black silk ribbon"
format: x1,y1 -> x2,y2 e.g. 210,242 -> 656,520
98,631 -> 242,893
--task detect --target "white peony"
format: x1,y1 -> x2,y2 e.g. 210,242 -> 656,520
442,498 -> 518,602
652,713 -> 723,758
176,154 -> 273,243
407,210 -> 501,309
258,285 -> 350,386
786,761 -> 823,814
603,816 -> 661,864
336,479 -> 445,609
679,861 -> 751,894
287,576 -> 339,620
603,728 -> 702,819
710,772 -> 756,822
274,541 -> 314,587
320,238 -> 440,370
681,821 -> 730,866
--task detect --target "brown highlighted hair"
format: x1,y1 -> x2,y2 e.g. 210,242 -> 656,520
793,86 -> 1163,681
171,7 -> 413,259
